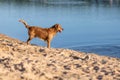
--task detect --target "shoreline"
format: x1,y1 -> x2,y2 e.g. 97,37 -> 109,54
70,44 -> 120,59
0,33 -> 120,80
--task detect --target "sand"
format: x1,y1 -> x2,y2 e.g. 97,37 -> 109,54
0,33 -> 120,80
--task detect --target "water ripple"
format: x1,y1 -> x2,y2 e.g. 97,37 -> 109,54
70,45 -> 120,58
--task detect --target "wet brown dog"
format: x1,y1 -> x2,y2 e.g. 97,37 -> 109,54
19,19 -> 63,48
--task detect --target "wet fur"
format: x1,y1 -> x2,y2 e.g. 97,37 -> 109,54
19,19 -> 63,48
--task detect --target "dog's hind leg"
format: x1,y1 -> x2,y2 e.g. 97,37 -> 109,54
26,36 -> 34,44
26,30 -> 35,45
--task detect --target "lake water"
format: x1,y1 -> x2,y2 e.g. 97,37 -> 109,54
0,0 -> 120,58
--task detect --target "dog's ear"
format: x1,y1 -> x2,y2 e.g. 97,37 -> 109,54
55,24 -> 59,29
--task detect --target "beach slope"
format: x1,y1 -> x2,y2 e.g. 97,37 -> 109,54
0,34 -> 120,80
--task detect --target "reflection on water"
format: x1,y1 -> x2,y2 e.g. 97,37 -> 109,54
0,0 -> 120,58
0,0 -> 120,6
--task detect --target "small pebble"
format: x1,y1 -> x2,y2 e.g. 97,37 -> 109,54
64,65 -> 71,70
97,75 -> 103,80
93,66 -> 100,72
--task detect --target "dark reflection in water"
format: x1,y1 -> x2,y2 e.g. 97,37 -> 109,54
0,0 -> 120,6
0,0 -> 120,58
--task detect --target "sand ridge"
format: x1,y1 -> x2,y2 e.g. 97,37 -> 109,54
0,34 -> 120,80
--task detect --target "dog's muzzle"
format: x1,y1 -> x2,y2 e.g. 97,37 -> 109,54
59,28 -> 64,33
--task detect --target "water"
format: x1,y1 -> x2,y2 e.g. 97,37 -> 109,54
0,0 -> 120,58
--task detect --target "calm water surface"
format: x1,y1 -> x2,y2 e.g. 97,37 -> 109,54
0,0 -> 120,58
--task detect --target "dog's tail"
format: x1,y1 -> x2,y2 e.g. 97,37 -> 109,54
19,19 -> 30,29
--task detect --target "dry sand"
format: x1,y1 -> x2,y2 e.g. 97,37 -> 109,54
0,33 -> 120,80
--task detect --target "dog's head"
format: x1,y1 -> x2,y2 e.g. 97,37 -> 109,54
54,24 -> 64,33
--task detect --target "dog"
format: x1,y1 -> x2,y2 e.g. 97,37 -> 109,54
19,19 -> 63,48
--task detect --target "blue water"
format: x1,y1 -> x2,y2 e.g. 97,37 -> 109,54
0,0 -> 120,58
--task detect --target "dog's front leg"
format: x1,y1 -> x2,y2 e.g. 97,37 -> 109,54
47,40 -> 51,48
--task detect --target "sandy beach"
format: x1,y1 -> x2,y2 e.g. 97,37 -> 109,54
0,33 -> 120,80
